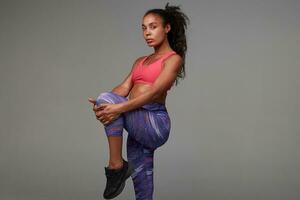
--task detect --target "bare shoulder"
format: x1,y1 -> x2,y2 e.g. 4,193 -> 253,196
163,54 -> 183,71
137,55 -> 147,61
167,53 -> 183,63
131,55 -> 147,69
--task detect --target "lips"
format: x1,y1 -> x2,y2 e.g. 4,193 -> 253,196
146,39 -> 154,43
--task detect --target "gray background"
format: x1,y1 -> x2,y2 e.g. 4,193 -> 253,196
0,0 -> 299,199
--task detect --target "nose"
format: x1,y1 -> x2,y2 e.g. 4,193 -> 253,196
144,28 -> 150,36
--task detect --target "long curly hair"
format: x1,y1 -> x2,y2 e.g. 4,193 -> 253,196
144,2 -> 190,86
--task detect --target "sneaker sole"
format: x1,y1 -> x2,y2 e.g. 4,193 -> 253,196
103,162 -> 134,199
104,181 -> 125,199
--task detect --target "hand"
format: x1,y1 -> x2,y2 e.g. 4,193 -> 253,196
97,103 -> 123,125
88,97 -> 106,125
88,97 -> 123,125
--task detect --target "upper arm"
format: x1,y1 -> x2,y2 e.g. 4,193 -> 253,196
151,54 -> 183,93
117,56 -> 146,90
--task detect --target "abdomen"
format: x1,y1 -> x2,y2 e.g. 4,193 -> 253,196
128,83 -> 167,104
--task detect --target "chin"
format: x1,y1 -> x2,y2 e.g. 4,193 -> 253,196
145,41 -> 157,47
149,42 -> 158,47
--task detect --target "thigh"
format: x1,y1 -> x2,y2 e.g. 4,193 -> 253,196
123,108 -> 171,150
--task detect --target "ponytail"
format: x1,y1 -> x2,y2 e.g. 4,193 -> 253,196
144,3 -> 190,86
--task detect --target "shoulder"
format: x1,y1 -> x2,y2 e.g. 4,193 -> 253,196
163,53 -> 183,71
136,55 -> 147,63
164,52 -> 183,64
130,56 -> 147,70
134,55 -> 147,65
168,53 -> 182,62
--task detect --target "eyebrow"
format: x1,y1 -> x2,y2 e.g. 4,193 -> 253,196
142,22 -> 158,26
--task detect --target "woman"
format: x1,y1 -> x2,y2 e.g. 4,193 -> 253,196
88,3 -> 189,200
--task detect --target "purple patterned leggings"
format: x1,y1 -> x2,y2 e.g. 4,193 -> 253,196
96,91 -> 171,200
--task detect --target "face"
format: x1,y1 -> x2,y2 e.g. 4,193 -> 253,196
142,13 -> 170,47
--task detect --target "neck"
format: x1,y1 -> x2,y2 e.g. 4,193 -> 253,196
153,39 -> 173,54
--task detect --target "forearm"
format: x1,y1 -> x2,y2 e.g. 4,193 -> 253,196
111,85 -> 130,97
119,88 -> 161,113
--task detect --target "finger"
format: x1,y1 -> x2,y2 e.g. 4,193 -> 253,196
96,111 -> 105,118
98,114 -> 109,121
99,105 -> 105,110
98,117 -> 106,124
99,116 -> 108,122
104,116 -> 114,123
99,103 -> 109,109
94,104 -> 105,112
93,104 -> 98,112
97,116 -> 103,121
109,116 -> 115,121
105,120 -> 112,125
88,97 -> 96,104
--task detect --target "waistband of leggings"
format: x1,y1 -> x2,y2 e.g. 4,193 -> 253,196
141,102 -> 167,111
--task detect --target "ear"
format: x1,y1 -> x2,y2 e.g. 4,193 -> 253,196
165,23 -> 171,34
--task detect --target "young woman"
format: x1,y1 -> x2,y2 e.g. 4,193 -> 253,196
88,3 -> 189,200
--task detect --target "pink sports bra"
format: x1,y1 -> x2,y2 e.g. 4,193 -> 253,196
131,51 -> 177,90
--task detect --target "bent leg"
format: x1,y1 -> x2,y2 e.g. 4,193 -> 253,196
96,91 -> 128,137
96,91 -> 128,169
96,91 -> 171,149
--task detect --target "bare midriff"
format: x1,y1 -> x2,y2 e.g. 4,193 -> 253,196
128,83 -> 167,104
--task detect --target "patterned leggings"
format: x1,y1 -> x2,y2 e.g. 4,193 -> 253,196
96,91 -> 171,200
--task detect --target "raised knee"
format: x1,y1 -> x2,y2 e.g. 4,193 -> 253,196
98,91 -> 112,98
96,91 -> 127,106
96,91 -> 114,105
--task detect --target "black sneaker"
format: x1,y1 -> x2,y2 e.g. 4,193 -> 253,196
103,159 -> 134,199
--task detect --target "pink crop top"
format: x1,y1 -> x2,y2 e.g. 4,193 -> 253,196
131,51 -> 177,90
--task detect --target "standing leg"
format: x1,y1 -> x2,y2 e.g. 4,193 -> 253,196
127,136 -> 154,200
123,104 -> 170,200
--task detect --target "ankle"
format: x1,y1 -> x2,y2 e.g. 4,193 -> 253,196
108,159 -> 124,169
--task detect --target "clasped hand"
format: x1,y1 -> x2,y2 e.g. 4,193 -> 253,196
88,98 -> 123,125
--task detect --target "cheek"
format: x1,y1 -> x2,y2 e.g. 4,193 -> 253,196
153,30 -> 165,40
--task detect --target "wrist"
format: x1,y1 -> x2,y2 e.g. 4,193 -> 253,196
118,102 -> 127,113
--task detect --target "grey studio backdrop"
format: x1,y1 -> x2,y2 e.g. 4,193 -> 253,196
0,0 -> 299,200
